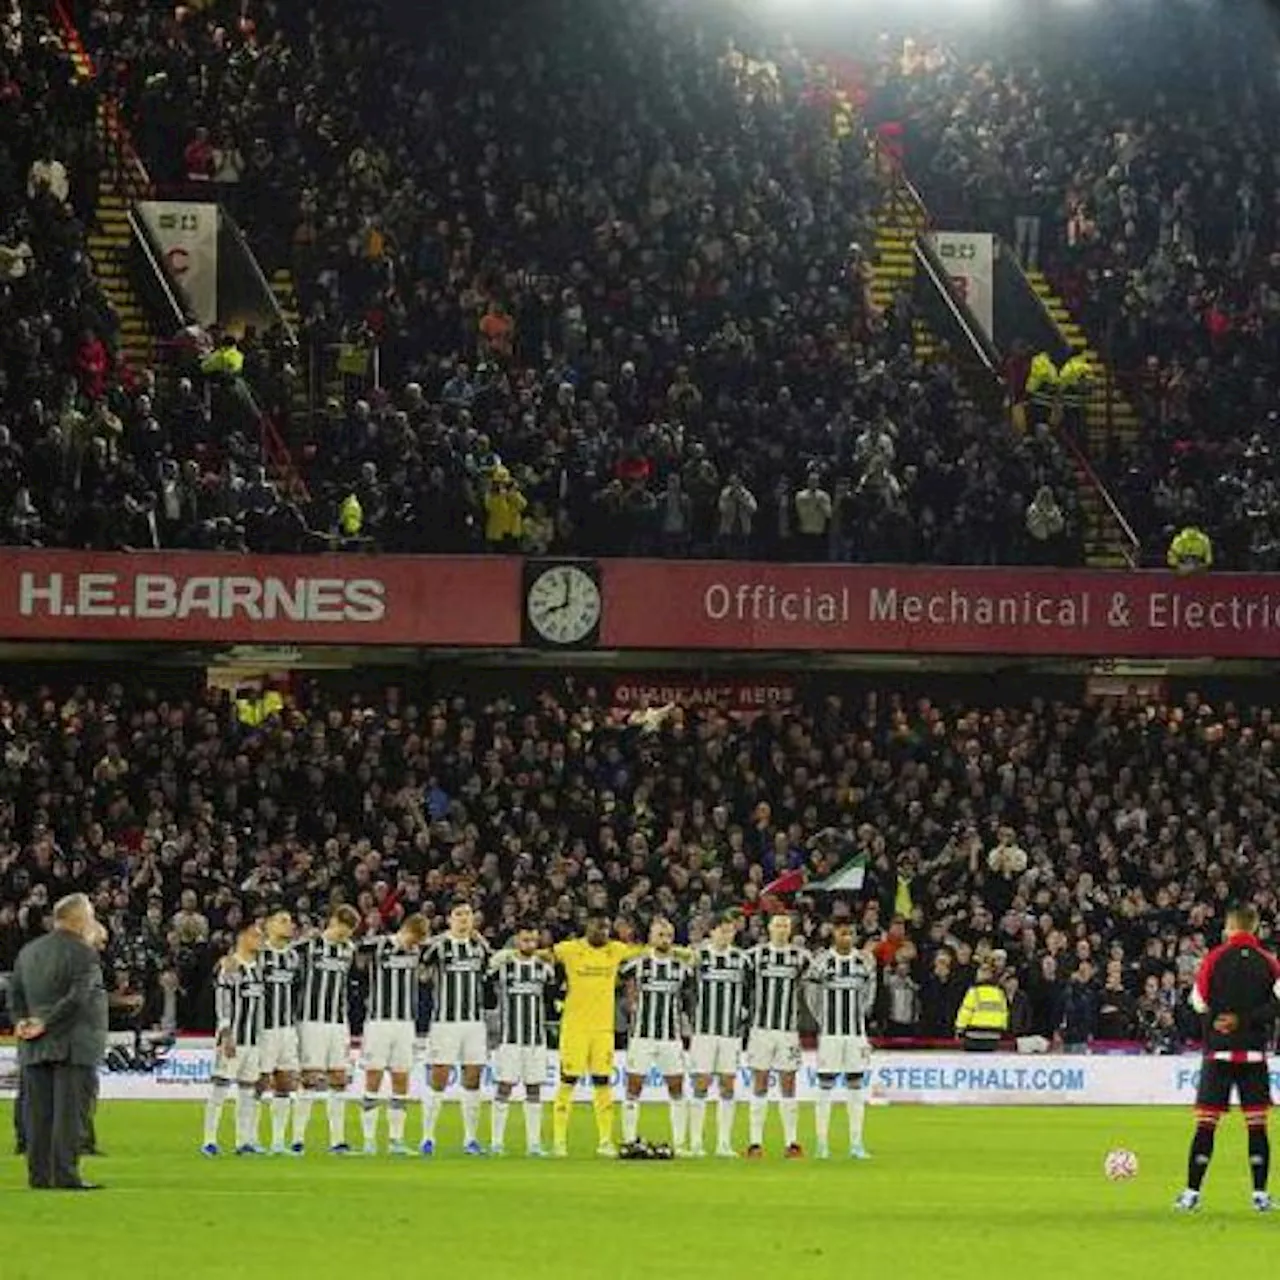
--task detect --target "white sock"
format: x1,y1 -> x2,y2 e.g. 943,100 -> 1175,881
388,1096 -> 408,1143
235,1090 -> 260,1148
361,1095 -> 380,1149
270,1094 -> 291,1148
848,1086 -> 867,1149
292,1090 -> 316,1146
781,1097 -> 799,1147
669,1096 -> 688,1149
749,1095 -> 767,1147
492,1098 -> 510,1148
422,1089 -> 443,1143
523,1099 -> 543,1151
623,1099 -> 640,1144
326,1091 -> 346,1147
815,1090 -> 833,1148
462,1089 -> 481,1145
717,1096 -> 736,1151
203,1081 -> 229,1146
689,1096 -> 707,1152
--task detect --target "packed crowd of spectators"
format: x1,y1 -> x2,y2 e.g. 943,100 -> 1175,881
36,0 -> 1074,564
867,5 -> 1280,569
0,674 -> 1269,1052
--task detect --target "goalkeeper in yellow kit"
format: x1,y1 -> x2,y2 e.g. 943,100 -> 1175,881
548,913 -> 644,1157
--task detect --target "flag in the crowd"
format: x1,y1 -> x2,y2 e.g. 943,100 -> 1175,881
809,855 -> 868,893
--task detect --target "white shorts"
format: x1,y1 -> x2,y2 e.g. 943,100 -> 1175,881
214,1043 -> 260,1086
494,1043 -> 551,1087
688,1035 -> 741,1077
746,1027 -> 802,1074
627,1038 -> 686,1078
362,1020 -> 415,1073
299,1022 -> 350,1073
816,1036 -> 872,1077
258,1027 -> 300,1076
427,1020 -> 488,1067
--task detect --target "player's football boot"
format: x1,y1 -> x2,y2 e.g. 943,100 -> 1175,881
526,1145 -> 544,1158
200,1143 -> 219,1157
688,1146 -> 706,1159
419,1139 -> 435,1157
388,1141 -> 411,1156
1173,1190 -> 1201,1213
490,1145 -> 505,1157
328,1142 -> 350,1155
745,1144 -> 764,1160
596,1140 -> 619,1158
784,1143 -> 804,1160
850,1143 -> 871,1160
551,1143 -> 569,1159
270,1144 -> 299,1157
463,1140 -> 486,1156
235,1144 -> 266,1156
816,1142 -> 831,1160
1253,1191 -> 1273,1213
715,1146 -> 739,1159
290,1142 -> 305,1156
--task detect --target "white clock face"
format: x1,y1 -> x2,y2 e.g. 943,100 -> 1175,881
527,566 -> 602,645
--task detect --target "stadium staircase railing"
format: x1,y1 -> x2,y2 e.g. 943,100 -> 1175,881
51,0 -> 307,503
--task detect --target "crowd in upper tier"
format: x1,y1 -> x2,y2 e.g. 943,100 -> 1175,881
0,675 -> 1267,1053
4,0 -> 1278,567
0,0 -> 1078,561
866,4 -> 1280,569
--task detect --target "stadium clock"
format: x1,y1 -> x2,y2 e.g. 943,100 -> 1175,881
523,561 -> 602,648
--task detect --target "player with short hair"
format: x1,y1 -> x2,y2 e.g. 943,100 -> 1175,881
258,909 -> 302,1155
689,911 -> 750,1158
620,918 -> 692,1154
359,914 -> 429,1156
549,913 -> 645,1157
744,913 -> 811,1158
293,904 -> 360,1152
420,901 -> 491,1156
488,923 -> 556,1156
202,923 -> 266,1156
809,921 -> 876,1160
1176,904 -> 1280,1212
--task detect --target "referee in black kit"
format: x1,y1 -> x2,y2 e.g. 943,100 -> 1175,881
1176,905 -> 1280,1213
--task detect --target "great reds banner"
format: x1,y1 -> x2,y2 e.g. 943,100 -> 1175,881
0,551 -> 519,645
137,200 -> 218,326
599,561 -> 1280,658
928,230 -> 995,343
7,552 -> 1280,657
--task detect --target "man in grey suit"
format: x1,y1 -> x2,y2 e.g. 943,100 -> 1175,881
9,892 -> 109,1190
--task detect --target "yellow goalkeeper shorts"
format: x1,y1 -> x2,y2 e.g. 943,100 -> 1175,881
559,1029 -> 613,1079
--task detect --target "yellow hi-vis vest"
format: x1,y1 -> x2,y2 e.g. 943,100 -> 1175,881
339,492 -> 363,536
1026,352 -> 1058,397
1167,525 -> 1213,571
955,983 -> 1009,1034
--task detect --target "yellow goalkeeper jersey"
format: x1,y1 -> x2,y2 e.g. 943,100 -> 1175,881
553,938 -> 644,1034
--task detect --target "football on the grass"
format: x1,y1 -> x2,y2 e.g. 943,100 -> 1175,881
1104,1149 -> 1139,1181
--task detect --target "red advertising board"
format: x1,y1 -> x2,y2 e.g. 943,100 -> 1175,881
0,551 -> 520,646
6,552 -> 1280,659
599,561 -> 1280,659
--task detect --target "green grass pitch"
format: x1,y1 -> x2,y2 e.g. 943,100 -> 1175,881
0,1103 -> 1273,1279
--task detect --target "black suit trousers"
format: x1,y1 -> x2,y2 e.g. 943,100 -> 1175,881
23,1062 -> 96,1189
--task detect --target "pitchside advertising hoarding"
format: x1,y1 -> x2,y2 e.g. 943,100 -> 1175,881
0,1045 -> 1249,1105
6,550 -> 1280,657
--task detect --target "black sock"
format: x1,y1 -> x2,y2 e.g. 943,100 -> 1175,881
1187,1124 -> 1216,1192
1248,1127 -> 1270,1193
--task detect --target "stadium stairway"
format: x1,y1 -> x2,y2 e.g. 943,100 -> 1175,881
58,17 -> 155,372
85,165 -> 155,374
1021,267 -> 1139,568
870,190 -> 1134,568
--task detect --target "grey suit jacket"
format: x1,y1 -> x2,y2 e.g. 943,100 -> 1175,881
9,929 -> 109,1067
